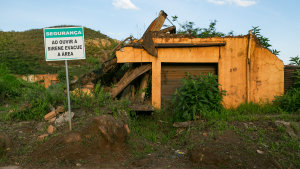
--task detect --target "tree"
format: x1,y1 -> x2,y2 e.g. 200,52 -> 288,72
251,26 -> 280,56
289,56 -> 300,65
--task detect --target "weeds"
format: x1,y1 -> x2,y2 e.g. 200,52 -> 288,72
172,73 -> 225,121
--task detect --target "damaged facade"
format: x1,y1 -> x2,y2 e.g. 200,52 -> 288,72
115,11 -> 284,109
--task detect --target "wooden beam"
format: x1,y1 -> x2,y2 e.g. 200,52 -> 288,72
110,64 -> 152,98
138,73 -> 150,101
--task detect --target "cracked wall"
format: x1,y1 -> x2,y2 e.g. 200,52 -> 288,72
116,36 -> 284,108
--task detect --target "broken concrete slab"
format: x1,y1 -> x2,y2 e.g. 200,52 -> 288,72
55,111 -> 74,126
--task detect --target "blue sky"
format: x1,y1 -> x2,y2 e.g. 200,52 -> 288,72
0,0 -> 299,64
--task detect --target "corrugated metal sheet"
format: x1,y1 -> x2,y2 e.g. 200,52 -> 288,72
161,63 -> 217,100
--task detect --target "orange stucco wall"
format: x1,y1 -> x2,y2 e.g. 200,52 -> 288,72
16,74 -> 59,88
116,36 -> 284,109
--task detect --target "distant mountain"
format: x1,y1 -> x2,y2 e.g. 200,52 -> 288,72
0,26 -> 118,74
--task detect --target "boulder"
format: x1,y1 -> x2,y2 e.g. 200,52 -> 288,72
92,115 -> 128,144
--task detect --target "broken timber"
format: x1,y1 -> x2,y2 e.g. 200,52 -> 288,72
109,64 -> 152,98
141,10 -> 168,57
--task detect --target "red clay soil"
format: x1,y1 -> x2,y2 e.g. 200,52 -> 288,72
27,115 -> 129,168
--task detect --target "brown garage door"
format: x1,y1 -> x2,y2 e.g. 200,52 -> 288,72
161,63 -> 217,101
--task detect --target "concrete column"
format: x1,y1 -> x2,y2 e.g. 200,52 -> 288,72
151,60 -> 161,109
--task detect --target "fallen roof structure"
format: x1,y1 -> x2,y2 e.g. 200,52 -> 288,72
115,10 -> 284,109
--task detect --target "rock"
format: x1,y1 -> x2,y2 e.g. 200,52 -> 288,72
55,111 -> 74,126
37,134 -> 49,141
92,115 -> 128,144
49,117 -> 56,123
47,125 -> 55,134
44,110 -> 56,121
275,120 -> 290,126
275,120 -> 297,138
56,106 -> 64,113
55,115 -> 65,126
256,149 -> 264,154
0,133 -> 10,155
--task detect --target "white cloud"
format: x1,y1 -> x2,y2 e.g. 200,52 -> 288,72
112,0 -> 139,10
207,0 -> 257,7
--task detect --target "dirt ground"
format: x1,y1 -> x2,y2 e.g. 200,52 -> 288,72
0,109 -> 299,169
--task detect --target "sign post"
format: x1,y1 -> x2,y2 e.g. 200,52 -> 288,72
44,27 -> 85,131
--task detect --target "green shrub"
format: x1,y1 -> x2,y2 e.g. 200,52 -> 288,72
48,83 -> 66,106
172,73 -> 226,121
273,69 -> 300,113
57,70 -> 74,82
273,88 -> 300,113
293,69 -> 300,88
0,64 -> 23,99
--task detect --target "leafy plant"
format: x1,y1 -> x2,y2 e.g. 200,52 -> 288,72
0,64 -> 26,100
289,56 -> 300,65
94,83 -> 112,107
273,88 -> 300,113
251,26 -> 280,56
171,17 -> 228,38
172,73 -> 226,121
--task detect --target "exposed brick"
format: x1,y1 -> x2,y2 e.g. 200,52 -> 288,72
47,125 -> 55,134
37,134 -> 49,141
48,117 -> 56,123
44,110 -> 56,121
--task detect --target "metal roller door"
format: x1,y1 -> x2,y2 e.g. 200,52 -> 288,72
161,63 -> 217,101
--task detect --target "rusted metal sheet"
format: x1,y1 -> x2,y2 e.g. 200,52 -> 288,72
161,64 -> 217,100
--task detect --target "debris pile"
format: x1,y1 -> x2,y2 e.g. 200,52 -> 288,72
70,11 -> 174,111
37,106 -> 74,141
32,115 -> 129,161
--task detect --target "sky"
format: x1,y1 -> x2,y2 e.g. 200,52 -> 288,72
0,0 -> 299,64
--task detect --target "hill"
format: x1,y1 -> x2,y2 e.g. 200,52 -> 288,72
0,26 -> 118,75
